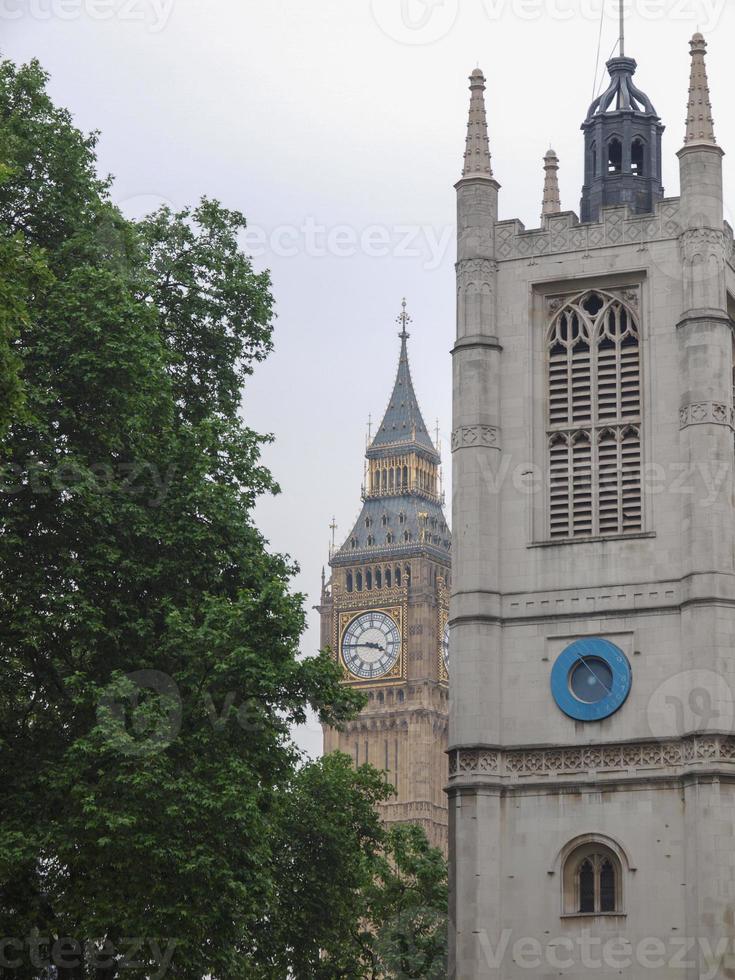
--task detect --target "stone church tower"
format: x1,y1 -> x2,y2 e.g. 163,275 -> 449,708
321,303 -> 451,852
450,33 -> 735,978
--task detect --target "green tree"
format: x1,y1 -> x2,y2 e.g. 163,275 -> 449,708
0,57 -> 364,980
366,824 -> 448,980
258,754 -> 448,980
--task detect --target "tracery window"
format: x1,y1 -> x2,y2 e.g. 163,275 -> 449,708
563,844 -> 622,915
547,291 -> 642,539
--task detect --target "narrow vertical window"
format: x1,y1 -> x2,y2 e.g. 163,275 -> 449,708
600,860 -> 617,913
631,138 -> 645,177
608,138 -> 622,175
579,860 -> 596,914
547,291 -> 641,538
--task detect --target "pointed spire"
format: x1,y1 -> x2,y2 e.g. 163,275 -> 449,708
542,148 -> 561,218
462,68 -> 493,179
370,301 -> 438,458
684,33 -> 716,146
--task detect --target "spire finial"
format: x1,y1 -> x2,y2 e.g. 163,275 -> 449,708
684,32 -> 716,146
542,148 -> 561,219
462,68 -> 493,179
619,0 -> 625,57
329,517 -> 338,556
397,297 -> 412,342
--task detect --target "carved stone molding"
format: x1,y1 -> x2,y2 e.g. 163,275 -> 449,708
448,734 -> 735,780
679,401 -> 734,429
451,425 -> 500,452
679,227 -> 728,261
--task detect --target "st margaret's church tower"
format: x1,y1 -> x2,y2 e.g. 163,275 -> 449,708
450,25 -> 735,979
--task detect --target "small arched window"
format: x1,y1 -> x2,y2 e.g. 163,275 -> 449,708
385,568 -> 392,588
356,571 -> 363,592
631,138 -> 645,177
563,842 -> 623,915
403,531 -> 411,543
367,535 -> 374,547
381,514 -> 388,527
386,532 -> 393,545
608,138 -> 622,175
404,564 -> 411,586
395,567 -> 401,587
350,538 -> 357,550
366,570 -> 372,590
346,571 -> 353,593
376,568 -> 382,589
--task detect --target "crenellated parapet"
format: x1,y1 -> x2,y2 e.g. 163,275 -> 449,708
494,196 -> 684,262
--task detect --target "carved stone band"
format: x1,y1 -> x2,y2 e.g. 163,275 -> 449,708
448,734 -> 735,780
679,402 -> 734,429
451,425 -> 500,452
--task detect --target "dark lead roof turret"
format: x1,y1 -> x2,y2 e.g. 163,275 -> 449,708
368,300 -> 439,462
580,56 -> 665,223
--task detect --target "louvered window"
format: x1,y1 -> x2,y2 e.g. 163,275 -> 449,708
547,291 -> 642,539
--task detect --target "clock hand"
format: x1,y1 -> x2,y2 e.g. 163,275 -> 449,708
574,653 -> 613,696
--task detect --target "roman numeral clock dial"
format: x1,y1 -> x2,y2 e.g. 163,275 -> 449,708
341,611 -> 401,680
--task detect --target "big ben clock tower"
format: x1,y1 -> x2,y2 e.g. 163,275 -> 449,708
321,302 -> 451,852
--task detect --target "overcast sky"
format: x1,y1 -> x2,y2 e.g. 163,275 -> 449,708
4,0 -> 735,756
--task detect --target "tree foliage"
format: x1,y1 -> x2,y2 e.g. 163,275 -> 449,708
0,56 -> 447,980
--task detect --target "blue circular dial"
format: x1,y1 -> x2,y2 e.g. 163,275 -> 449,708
551,639 -> 631,722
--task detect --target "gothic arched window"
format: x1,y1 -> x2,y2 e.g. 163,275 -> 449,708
631,138 -> 645,177
366,570 -> 372,590
375,568 -> 382,589
607,137 -> 622,175
385,568 -> 392,588
395,567 -> 401,587
346,571 -> 353,593
563,843 -> 622,915
355,571 -> 363,592
547,291 -> 642,539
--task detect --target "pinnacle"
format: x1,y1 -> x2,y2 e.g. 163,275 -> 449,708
462,67 -> 493,179
684,32 -> 716,146
542,148 -> 561,218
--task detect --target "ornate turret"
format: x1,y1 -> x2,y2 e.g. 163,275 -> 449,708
541,148 -> 561,219
332,301 -> 450,569
580,56 -> 664,223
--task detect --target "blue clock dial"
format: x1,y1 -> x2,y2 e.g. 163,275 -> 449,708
551,639 -> 631,722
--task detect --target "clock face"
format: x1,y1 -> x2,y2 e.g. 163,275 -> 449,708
442,622 -> 450,673
342,612 -> 401,680
551,638 -> 632,722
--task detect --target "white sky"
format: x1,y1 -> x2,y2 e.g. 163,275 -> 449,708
4,0 -> 735,757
